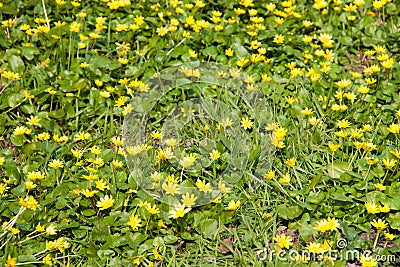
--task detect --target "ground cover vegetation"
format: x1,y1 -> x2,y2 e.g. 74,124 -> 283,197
0,0 -> 400,266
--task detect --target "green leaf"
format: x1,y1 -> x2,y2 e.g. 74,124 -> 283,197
231,43 -> 249,58
386,213 -> 400,230
197,218 -> 218,239
326,161 -> 350,179
202,46 -> 218,59
82,209 -> 96,216
17,255 -> 38,263
307,192 -> 325,205
382,195 -> 400,210
338,173 -> 352,183
20,46 -> 40,60
49,109 -> 65,118
8,55 -> 25,73
181,232 -> 196,240
10,135 -> 25,146
7,93 -> 24,107
277,204 -> 303,220
164,235 -> 179,244
97,249 -> 115,259
127,232 -> 148,249
331,192 -> 353,202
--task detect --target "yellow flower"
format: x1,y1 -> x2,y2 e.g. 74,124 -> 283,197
27,116 -> 40,126
371,219 -> 387,231
24,181 -> 37,190
301,108 -> 314,115
96,195 -> 114,210
302,35 -> 313,42
162,182 -> 180,195
374,183 -> 386,191
303,20 -> 313,27
112,160 -> 124,168
273,34 -> 285,44
226,200 -> 241,210
181,193 -> 197,208
110,136 -> 124,147
382,158 -> 396,169
266,3 -> 276,11
179,153 -> 197,168
372,0 -> 386,9
275,17 -> 285,25
188,49 -> 198,58
365,77 -> 377,85
343,3 -> 358,12
241,117 -> 253,130
69,22 -> 81,32
314,217 -> 339,233
379,204 -> 390,213
328,143 -> 340,152
209,149 -> 221,160
319,33 -> 333,48
360,255 -> 378,267
354,0 -> 365,6
284,157 -> 296,166
48,159 -> 64,169
36,132 -> 50,141
53,134 -> 68,143
100,91 -> 111,98
27,171 -> 45,180
236,57 -> 249,67
239,0 -> 254,7
365,156 -> 378,165
80,62 -> 89,68
265,170 -> 275,179
273,233 -> 293,250
156,27 -> 168,36
20,196 -> 40,210
150,130 -> 163,140
13,126 -> 32,136
376,53 -> 389,61
225,48 -> 234,57
145,204 -> 159,215
169,204 -> 191,219
158,220 -> 166,228
335,79 -> 352,89
306,242 -> 327,254
195,179 -> 212,193
365,202 -> 380,214
127,214 -> 142,230
336,119 -> 351,129
5,255 -> 17,267
116,24 -> 128,31
46,224 -> 57,235
279,173 -> 290,184
358,85 -> 369,94
381,58 -> 394,69
36,222 -> 45,232
387,123 -> 400,134
284,96 -> 297,105
2,19 -> 15,28
384,232 -> 395,241
218,181 -> 230,194
95,179 -> 110,191
81,189 -> 98,197
118,58 -> 128,64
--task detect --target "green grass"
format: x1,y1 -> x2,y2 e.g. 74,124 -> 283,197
0,0 -> 400,266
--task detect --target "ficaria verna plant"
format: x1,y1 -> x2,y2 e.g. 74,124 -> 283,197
0,0 -> 399,266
